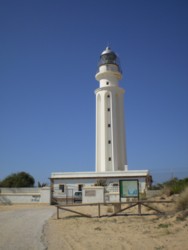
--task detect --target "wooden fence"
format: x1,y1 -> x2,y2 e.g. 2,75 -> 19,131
56,200 -> 174,219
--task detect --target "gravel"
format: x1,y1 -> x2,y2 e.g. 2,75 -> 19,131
0,205 -> 55,250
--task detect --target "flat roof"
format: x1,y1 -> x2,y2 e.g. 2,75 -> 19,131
50,170 -> 149,179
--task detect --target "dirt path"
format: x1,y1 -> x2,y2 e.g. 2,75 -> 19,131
0,205 -> 55,250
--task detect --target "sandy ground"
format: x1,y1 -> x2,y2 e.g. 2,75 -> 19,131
44,199 -> 188,250
0,198 -> 188,250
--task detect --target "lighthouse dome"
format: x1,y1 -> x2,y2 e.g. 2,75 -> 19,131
97,47 -> 121,72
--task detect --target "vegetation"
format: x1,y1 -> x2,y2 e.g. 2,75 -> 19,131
158,223 -> 171,229
149,183 -> 163,190
150,177 -> 188,195
0,172 -> 35,187
176,187 -> 188,211
150,177 -> 188,216
163,177 -> 188,195
37,181 -> 48,187
106,206 -> 113,213
94,179 -> 107,186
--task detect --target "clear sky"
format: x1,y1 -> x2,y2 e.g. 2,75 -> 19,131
0,0 -> 188,185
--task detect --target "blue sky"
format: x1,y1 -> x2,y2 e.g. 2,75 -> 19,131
0,0 -> 188,185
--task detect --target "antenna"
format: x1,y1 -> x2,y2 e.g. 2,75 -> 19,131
106,41 -> 111,50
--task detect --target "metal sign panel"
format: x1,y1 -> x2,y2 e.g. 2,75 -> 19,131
85,190 -> 96,197
119,179 -> 139,198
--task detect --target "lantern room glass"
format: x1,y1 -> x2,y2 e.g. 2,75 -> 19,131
97,50 -> 122,73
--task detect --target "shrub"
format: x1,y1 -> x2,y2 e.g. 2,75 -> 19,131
149,183 -> 163,190
163,177 -> 188,195
176,187 -> 188,211
0,172 -> 35,187
158,223 -> 170,228
106,206 -> 113,213
94,179 -> 107,186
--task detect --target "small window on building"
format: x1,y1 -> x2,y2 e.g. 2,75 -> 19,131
108,140 -> 111,144
59,184 -> 65,193
107,108 -> 110,112
106,81 -> 109,85
107,95 -> 110,98
78,184 -> 83,191
108,124 -> 111,127
109,157 -> 111,161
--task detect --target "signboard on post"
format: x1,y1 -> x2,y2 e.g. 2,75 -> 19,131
119,179 -> 139,201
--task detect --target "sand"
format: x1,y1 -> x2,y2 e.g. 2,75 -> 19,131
44,199 -> 188,250
1,198 -> 188,250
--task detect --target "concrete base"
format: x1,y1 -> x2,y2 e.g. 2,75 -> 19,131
113,203 -> 121,213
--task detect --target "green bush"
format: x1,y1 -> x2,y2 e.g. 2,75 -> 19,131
163,177 -> 188,195
0,172 -> 35,187
149,177 -> 188,196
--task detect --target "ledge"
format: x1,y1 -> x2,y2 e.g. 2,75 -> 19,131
50,170 -> 149,179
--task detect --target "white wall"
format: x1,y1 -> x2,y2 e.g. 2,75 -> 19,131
52,177 -> 147,198
82,187 -> 104,203
0,187 -> 51,204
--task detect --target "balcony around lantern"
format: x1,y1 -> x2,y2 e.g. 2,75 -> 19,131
96,60 -> 122,75
95,64 -> 122,82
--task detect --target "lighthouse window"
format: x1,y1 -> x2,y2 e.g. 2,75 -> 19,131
59,184 -> 65,193
106,81 -> 109,85
78,184 -> 83,191
108,140 -> 111,144
108,124 -> 111,127
107,95 -> 110,98
109,157 -> 111,161
107,108 -> 110,111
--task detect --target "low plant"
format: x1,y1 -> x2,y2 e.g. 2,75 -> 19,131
149,183 -> 163,190
158,223 -> 170,229
155,246 -> 165,250
139,192 -> 147,200
106,206 -> 113,213
94,179 -> 107,186
176,187 -> 188,212
162,177 -> 188,196
176,211 -> 188,221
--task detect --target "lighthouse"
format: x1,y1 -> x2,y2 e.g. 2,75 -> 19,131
50,47 -> 149,202
95,47 -> 128,172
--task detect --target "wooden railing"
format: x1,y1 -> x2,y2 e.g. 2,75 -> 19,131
56,200 -> 174,219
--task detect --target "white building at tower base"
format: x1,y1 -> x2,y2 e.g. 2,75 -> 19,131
50,170 -> 150,204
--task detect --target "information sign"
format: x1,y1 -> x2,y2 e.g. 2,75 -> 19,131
119,180 -> 139,199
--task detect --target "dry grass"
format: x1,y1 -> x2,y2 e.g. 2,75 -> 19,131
106,205 -> 113,213
162,186 -> 173,196
176,187 -> 188,212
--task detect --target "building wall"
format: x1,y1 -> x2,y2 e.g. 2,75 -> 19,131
53,178 -> 96,199
0,187 -> 51,204
0,188 -> 40,194
82,186 -> 105,203
52,177 -> 147,202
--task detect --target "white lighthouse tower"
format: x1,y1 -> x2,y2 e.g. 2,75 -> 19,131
50,47 -> 149,199
95,47 -> 128,172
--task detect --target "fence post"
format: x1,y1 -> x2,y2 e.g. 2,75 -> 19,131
138,202 -> 141,215
57,206 -> 59,219
98,203 -> 101,218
